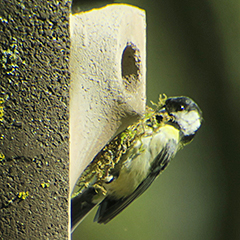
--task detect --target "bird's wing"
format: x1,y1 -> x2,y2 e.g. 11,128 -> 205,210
94,142 -> 176,224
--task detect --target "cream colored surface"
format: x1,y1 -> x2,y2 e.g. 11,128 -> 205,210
70,4 -> 146,193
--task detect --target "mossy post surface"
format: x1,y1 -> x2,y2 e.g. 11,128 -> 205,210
0,1 -> 70,239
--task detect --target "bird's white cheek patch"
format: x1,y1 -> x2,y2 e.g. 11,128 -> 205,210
174,110 -> 201,135
185,110 -> 201,133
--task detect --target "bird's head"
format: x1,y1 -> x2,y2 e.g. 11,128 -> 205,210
161,96 -> 203,144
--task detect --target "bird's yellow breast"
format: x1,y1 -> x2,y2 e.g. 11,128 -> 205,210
104,124 -> 180,199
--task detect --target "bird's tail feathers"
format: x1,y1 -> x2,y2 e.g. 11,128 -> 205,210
71,187 -> 98,232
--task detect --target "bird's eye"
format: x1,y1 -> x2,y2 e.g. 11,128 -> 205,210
177,105 -> 185,111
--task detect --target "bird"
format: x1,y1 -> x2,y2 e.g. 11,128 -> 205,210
71,95 -> 202,232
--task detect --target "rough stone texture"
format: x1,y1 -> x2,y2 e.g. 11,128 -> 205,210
70,4 -> 146,191
0,0 -> 70,239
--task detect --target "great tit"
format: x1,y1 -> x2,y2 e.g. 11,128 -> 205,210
71,96 -> 202,232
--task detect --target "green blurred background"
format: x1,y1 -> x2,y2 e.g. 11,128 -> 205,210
72,1 -> 240,239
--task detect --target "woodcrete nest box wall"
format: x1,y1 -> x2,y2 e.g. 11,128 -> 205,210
70,4 -> 146,191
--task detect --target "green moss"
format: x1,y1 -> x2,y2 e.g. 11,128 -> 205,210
0,97 -> 5,122
73,94 -> 168,197
18,191 -> 29,200
0,37 -> 20,75
0,106 -> 4,122
41,182 -> 50,188
0,152 -> 5,161
0,16 -> 8,24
